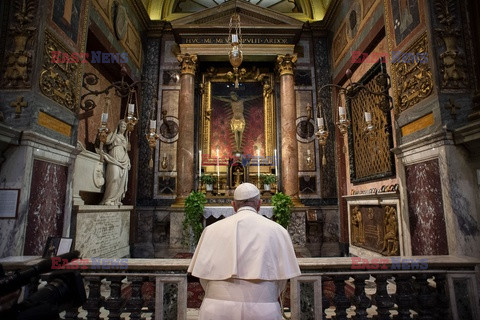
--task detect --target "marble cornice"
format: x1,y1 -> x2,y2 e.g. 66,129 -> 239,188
0,124 -> 21,145
392,129 -> 455,158
20,130 -> 76,155
453,120 -> 480,145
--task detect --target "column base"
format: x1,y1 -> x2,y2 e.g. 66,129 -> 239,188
291,197 -> 304,207
171,197 -> 186,207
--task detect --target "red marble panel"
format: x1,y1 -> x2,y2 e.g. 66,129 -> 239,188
24,160 -> 68,255
405,159 -> 449,255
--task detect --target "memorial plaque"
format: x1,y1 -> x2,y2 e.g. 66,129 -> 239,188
38,111 -> 72,137
350,205 -> 399,256
75,206 -> 131,258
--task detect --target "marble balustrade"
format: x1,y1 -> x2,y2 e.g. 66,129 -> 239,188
2,255 -> 479,320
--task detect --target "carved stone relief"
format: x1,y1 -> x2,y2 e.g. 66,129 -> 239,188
1,0 -> 37,88
391,33 -> 433,113
40,31 -> 79,111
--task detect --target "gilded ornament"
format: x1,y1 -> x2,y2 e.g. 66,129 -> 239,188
392,34 -> 433,112
10,96 -> 28,118
434,0 -> 467,88
276,54 -> 297,76
2,0 -> 37,88
177,53 -> 198,75
40,32 -> 78,111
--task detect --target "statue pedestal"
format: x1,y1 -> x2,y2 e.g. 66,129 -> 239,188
73,205 -> 132,258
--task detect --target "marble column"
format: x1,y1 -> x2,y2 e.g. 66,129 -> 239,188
277,54 -> 300,203
174,54 -> 197,205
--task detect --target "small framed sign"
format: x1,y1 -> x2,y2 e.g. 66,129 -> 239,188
42,237 -> 73,258
0,189 -> 20,219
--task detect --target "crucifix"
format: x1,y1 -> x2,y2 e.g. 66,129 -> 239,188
10,96 -> 27,118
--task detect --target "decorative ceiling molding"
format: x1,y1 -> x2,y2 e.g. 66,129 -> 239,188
146,0 -> 328,22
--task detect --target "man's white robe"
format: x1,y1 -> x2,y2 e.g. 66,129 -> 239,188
188,206 -> 301,320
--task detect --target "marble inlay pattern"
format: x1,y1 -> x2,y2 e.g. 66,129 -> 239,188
313,36 -> 336,198
24,160 -> 67,255
289,211 -> 307,246
405,159 -> 449,255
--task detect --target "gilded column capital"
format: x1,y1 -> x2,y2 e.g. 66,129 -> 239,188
276,54 -> 297,76
177,53 -> 198,75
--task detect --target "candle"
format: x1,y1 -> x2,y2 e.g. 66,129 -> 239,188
317,117 -> 324,128
232,34 -> 238,43
339,107 -> 346,116
150,120 -> 156,129
307,149 -> 311,156
257,149 -> 260,181
101,113 -> 108,123
128,103 -> 135,114
274,149 -> 278,179
216,147 -> 220,182
199,150 -> 202,178
364,112 -> 372,122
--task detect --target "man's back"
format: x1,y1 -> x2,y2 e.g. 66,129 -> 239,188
188,183 -> 300,320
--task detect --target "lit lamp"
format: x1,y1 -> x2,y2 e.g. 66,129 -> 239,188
363,111 -> 374,135
315,109 -> 329,166
98,96 -> 110,146
228,12 -> 242,88
146,99 -> 160,169
146,119 -> 159,169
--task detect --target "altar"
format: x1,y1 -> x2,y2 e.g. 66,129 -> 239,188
203,206 -> 273,219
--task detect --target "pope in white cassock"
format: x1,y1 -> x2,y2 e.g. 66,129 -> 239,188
188,183 -> 301,320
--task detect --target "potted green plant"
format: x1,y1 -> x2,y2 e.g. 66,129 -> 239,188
260,174 -> 276,191
183,191 -> 207,249
200,174 -> 217,191
271,192 -> 293,229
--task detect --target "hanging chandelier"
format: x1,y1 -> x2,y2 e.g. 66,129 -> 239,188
228,12 -> 242,88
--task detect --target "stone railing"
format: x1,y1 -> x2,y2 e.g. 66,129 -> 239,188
3,256 -> 479,319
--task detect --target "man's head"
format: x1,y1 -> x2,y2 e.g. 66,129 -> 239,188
232,182 -> 261,212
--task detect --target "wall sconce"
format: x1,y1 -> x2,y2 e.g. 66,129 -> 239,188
146,98 -> 161,169
98,96 -> 110,148
315,60 -> 393,165
146,119 -> 159,169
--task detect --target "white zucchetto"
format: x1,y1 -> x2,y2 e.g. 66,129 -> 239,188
233,182 -> 260,200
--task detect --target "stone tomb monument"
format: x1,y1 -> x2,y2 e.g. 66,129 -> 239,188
71,142 -> 131,258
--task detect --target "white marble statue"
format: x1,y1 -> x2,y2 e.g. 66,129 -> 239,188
98,119 -> 131,205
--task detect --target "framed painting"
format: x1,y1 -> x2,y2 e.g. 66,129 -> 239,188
200,68 -> 276,165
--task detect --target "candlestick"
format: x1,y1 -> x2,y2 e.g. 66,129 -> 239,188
199,150 -> 202,178
101,113 -> 108,123
128,103 -> 135,114
216,147 -> 220,190
257,149 -> 260,183
274,149 -> 278,179
317,117 -> 324,128
364,112 -> 372,122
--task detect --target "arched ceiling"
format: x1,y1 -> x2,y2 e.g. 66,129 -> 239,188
145,0 -> 331,22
